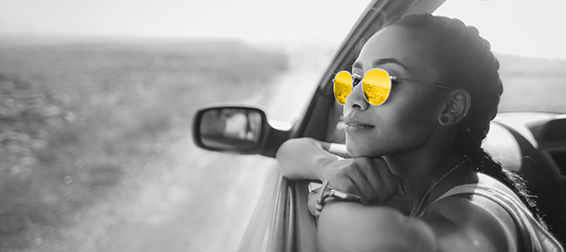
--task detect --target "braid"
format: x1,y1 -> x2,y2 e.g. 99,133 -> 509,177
390,14 -> 546,226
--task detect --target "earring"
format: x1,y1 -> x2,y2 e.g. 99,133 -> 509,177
439,115 -> 451,125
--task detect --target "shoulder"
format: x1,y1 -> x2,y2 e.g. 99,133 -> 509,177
422,173 -> 521,251
423,192 -> 519,251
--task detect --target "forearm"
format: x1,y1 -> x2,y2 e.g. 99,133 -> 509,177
275,138 -> 346,180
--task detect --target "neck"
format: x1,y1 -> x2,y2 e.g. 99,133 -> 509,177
384,141 -> 472,216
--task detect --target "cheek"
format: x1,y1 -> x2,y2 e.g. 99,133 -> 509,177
343,84 -> 446,157
390,86 -> 443,126
345,100 -> 440,157
381,112 -> 434,154
400,105 -> 437,128
393,96 -> 440,135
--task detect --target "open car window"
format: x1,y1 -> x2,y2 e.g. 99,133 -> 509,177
434,0 -> 566,113
325,0 -> 566,145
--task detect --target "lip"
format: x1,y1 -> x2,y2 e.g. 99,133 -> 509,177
344,117 -> 374,128
344,116 -> 374,134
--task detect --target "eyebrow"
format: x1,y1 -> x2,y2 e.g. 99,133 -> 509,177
352,58 -> 409,71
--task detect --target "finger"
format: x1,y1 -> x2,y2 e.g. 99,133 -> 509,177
370,158 -> 405,199
308,191 -> 319,216
328,175 -> 358,194
358,166 -> 387,203
344,164 -> 378,204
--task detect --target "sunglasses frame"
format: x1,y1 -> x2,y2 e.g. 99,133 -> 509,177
333,68 -> 452,106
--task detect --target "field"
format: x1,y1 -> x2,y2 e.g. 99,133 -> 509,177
497,54 -> 566,113
0,38 -> 290,251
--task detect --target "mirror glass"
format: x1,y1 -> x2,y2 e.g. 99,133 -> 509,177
199,108 -> 263,150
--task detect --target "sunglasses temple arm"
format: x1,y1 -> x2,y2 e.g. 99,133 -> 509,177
391,76 -> 452,90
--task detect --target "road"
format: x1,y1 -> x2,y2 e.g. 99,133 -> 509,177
30,43 -> 331,252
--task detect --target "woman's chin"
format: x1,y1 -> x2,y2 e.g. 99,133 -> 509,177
346,137 -> 388,158
346,143 -> 371,158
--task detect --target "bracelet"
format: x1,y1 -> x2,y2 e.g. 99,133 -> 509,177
313,179 -> 365,218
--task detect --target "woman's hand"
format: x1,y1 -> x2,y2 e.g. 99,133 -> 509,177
320,156 -> 405,205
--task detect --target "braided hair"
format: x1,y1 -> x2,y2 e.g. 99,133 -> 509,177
387,14 -> 545,226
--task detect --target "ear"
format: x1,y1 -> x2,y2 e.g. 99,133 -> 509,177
438,89 -> 471,126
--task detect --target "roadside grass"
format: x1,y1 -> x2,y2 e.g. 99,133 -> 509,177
0,39 -> 288,250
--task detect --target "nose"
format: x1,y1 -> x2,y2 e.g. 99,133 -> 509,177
345,83 -> 369,111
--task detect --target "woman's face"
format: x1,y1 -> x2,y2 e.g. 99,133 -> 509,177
344,26 -> 446,157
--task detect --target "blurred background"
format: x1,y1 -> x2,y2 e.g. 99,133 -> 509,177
0,1 -> 368,251
0,0 -> 565,251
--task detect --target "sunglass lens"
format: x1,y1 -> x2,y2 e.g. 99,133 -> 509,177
362,69 -> 391,106
333,71 -> 352,104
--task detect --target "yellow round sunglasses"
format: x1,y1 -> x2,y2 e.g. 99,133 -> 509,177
333,68 -> 452,106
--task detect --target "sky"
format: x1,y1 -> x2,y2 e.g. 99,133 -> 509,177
0,0 -> 565,59
435,0 -> 566,59
0,0 -> 369,42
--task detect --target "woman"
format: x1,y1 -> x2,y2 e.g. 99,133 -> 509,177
276,14 -> 563,251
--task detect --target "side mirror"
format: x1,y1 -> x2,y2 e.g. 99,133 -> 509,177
193,106 -> 286,156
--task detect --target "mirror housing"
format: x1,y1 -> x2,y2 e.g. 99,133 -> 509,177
192,106 -> 289,157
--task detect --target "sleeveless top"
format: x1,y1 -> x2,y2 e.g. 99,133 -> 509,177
419,174 -> 563,252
